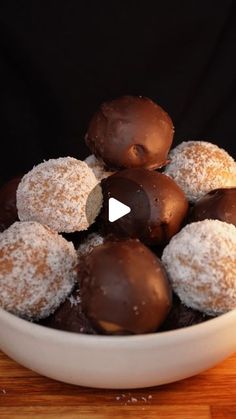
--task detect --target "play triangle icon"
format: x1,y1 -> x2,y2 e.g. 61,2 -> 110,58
108,197 -> 131,222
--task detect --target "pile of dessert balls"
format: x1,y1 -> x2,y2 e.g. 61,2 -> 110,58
0,95 -> 236,335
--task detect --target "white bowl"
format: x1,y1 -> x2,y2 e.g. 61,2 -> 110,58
0,306 -> 236,389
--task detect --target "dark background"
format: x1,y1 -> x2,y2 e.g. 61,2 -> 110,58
0,0 -> 235,183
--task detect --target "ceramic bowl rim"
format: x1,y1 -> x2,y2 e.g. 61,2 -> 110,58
1,306 -> 236,347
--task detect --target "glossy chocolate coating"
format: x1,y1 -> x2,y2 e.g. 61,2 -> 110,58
0,176 -> 22,232
100,168 -> 188,245
160,293 -> 213,332
85,95 -> 174,170
39,287 -> 96,334
190,188 -> 236,226
80,239 -> 172,334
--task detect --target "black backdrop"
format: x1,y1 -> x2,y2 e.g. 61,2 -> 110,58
1,0 -> 236,183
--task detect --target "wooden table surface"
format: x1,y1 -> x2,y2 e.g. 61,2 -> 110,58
0,351 -> 236,419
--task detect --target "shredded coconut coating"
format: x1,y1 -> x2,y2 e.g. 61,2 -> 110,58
0,221 -> 78,320
162,220 -> 236,316
164,141 -> 236,202
77,232 -> 104,258
84,154 -> 115,181
16,157 -> 103,233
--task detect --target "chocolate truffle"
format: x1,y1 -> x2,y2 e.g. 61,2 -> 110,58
100,168 -> 188,245
162,220 -> 236,316
17,157 -> 103,233
0,176 -> 22,232
85,95 -> 174,170
80,239 -> 172,334
160,293 -> 213,332
40,287 -> 96,334
164,141 -> 236,202
190,187 -> 236,226
0,221 -> 78,320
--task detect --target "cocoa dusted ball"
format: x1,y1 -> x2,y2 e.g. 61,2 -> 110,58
100,168 -> 188,245
0,176 -> 22,232
85,95 -> 174,170
190,188 -> 236,226
80,239 -> 172,335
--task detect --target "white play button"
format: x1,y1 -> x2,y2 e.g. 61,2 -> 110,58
108,198 -> 131,222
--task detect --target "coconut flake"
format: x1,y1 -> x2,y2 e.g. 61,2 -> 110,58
77,233 -> 104,258
84,154 -> 115,181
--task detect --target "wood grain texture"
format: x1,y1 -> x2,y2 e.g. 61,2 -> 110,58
0,351 -> 236,418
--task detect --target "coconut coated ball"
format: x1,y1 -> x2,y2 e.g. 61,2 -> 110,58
0,221 -> 78,320
16,157 -> 103,233
162,219 -> 236,316
164,141 -> 236,202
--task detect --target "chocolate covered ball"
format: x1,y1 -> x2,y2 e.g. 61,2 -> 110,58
160,294 -> 213,332
85,95 -> 174,170
0,176 -> 22,232
190,187 -> 236,226
80,239 -> 172,334
40,287 -> 96,334
100,168 -> 188,245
